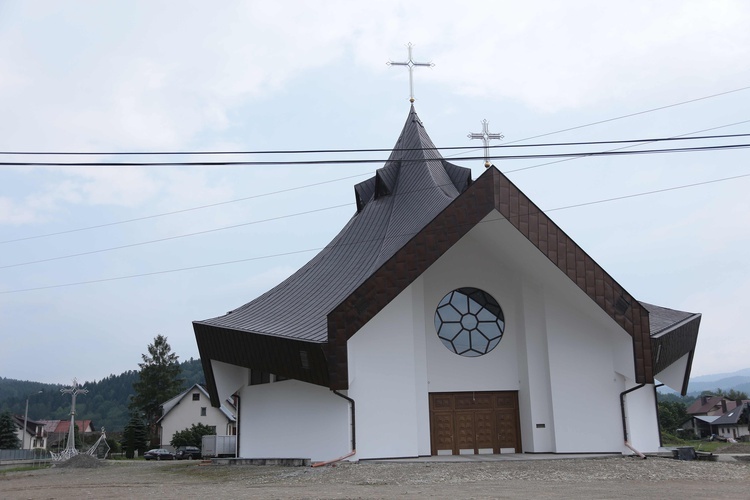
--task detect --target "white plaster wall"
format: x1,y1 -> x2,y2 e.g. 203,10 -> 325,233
348,282 -> 429,459
238,379 -> 350,462
624,384 -> 661,453
211,359 -> 249,403
545,295 -> 627,452
654,352 -> 690,394
516,282 -> 556,452
422,235 -> 521,394
160,391 -> 233,447
347,212 -> 648,456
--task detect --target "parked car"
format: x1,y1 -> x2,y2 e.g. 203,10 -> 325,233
175,446 -> 201,460
143,448 -> 175,460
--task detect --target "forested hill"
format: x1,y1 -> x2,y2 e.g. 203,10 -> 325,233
0,358 -> 205,432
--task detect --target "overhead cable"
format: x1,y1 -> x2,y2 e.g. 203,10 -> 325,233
3,171 -> 748,294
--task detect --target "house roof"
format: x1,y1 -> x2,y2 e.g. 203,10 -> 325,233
194,105 -> 700,404
12,415 -> 45,434
694,415 -> 720,424
158,383 -> 236,424
712,402 -> 750,426
39,419 -> 93,434
685,396 -> 742,415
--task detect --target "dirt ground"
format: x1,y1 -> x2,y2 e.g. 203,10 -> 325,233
1,456 -> 749,500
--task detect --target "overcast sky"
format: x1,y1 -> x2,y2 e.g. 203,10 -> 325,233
1,1 -> 748,385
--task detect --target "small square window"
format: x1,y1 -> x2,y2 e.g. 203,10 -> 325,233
192,393 -> 200,401
201,407 -> 207,416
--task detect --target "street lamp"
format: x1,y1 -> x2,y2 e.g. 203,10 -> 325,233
23,390 -> 43,450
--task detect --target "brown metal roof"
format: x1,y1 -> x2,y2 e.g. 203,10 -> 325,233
643,302 -> 701,395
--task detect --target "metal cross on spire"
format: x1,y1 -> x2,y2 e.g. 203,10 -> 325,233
468,119 -> 504,168
387,42 -> 434,103
59,378 -> 88,459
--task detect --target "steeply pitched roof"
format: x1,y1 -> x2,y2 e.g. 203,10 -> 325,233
195,106 -> 470,343
195,105 -> 700,403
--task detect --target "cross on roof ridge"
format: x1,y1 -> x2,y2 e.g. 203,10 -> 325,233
387,42 -> 434,103
468,119 -> 504,168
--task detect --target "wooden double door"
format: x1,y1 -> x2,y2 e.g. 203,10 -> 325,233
429,391 -> 521,455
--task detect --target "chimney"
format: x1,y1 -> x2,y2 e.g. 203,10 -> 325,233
721,399 -> 727,413
701,395 -> 710,405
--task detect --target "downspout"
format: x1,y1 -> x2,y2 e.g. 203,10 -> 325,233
653,384 -> 664,447
234,395 -> 240,459
620,383 -> 647,459
312,390 -> 356,467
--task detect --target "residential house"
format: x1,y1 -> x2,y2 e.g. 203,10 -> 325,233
12,415 -> 48,450
38,419 -> 95,451
712,401 -> 750,441
683,396 -> 746,438
157,383 -> 236,449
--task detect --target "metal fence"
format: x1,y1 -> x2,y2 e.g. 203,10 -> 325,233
0,448 -> 52,461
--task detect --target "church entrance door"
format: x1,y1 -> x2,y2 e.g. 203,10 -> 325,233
429,391 -> 521,455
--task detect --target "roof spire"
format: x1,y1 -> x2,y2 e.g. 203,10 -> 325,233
387,42 -> 434,103
468,119 -> 504,168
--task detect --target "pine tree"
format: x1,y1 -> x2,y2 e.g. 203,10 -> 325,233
129,335 -> 183,442
0,411 -> 21,449
122,412 -> 149,459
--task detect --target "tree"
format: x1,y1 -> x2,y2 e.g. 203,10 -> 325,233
700,388 -> 750,400
0,411 -> 21,449
658,401 -> 688,435
170,423 -> 216,448
129,335 -> 183,441
122,412 -> 149,459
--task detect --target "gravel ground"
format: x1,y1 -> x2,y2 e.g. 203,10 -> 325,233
2,455 -> 750,500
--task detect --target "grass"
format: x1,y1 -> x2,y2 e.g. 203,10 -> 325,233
661,437 -> 738,453
0,464 -> 52,473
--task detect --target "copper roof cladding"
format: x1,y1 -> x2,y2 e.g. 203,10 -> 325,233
195,104 -> 700,404
643,302 -> 701,395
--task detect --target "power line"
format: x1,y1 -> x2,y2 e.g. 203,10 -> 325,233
2,142 -> 749,167
0,172 -> 371,245
5,123 -> 750,247
0,203 -> 352,270
5,82 -> 750,157
3,171 -> 748,294
500,84 -> 750,145
2,132 -> 750,157
505,119 -> 750,174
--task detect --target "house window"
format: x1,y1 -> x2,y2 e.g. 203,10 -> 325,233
192,393 -> 200,401
434,287 -> 505,357
209,426 -> 216,434
201,407 -> 207,416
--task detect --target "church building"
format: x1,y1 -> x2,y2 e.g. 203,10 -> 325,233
193,106 -> 701,461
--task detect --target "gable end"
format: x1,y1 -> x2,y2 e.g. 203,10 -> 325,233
325,167 -> 652,390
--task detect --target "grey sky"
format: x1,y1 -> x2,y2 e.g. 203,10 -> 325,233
1,1 -> 748,384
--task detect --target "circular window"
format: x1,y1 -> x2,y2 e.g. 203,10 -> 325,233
434,287 -> 505,357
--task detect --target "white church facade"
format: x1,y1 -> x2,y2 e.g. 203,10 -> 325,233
194,106 -> 701,462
